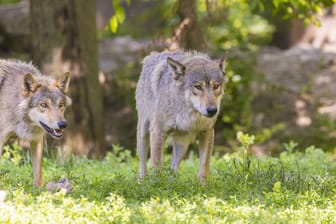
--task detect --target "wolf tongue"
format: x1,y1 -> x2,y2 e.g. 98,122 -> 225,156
54,129 -> 62,135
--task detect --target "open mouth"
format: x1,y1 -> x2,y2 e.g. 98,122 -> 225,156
39,121 -> 63,138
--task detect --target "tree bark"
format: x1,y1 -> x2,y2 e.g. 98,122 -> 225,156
173,0 -> 206,50
30,0 -> 105,159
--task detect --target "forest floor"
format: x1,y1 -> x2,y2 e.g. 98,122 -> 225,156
0,142 -> 335,223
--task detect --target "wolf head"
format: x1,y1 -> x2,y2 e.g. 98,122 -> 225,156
22,72 -> 72,139
167,56 -> 225,118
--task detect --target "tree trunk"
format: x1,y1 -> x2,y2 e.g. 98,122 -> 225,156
30,0 -> 105,159
172,0 -> 206,50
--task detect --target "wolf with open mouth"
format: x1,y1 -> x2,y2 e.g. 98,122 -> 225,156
0,59 -> 71,187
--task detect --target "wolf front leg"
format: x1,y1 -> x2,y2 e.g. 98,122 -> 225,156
137,119 -> 149,179
170,135 -> 190,172
149,121 -> 166,172
198,129 -> 215,184
30,138 -> 44,187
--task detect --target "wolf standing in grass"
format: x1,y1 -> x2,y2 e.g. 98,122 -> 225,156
0,60 -> 71,187
136,51 -> 225,183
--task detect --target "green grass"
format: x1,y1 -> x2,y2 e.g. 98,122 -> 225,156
0,144 -> 336,223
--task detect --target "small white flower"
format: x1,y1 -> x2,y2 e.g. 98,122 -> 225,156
0,190 -> 7,202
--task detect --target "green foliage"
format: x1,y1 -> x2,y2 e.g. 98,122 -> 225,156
105,0 -> 176,38
202,0 -> 274,50
109,0 -> 131,33
106,0 -> 336,49
103,0 -> 273,49
237,131 -> 255,150
1,142 -> 26,166
267,0 -> 336,25
201,0 -> 336,49
0,0 -> 20,4
216,52 -> 262,146
0,142 -> 336,223
236,131 -> 254,173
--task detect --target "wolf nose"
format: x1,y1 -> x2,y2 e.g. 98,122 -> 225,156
57,120 -> 68,129
206,106 -> 217,117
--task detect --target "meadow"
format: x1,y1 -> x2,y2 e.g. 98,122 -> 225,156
0,134 -> 336,223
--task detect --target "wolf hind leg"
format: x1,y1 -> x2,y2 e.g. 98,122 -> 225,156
149,121 -> 166,172
170,136 -> 190,172
137,119 -> 149,179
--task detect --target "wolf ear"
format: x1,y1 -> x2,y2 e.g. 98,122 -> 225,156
65,96 -> 72,106
167,57 -> 185,80
22,73 -> 40,97
218,57 -> 226,73
56,72 -> 71,93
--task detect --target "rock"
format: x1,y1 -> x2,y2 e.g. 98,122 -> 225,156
46,178 -> 73,193
98,36 -> 149,73
257,45 -> 336,119
0,1 -> 30,35
253,45 -> 336,152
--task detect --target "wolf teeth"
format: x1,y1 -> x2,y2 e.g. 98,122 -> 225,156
39,121 -> 63,138
53,129 -> 63,136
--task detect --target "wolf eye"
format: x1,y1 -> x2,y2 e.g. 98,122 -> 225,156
39,103 -> 48,108
59,103 -> 65,108
213,83 -> 220,90
194,84 -> 202,90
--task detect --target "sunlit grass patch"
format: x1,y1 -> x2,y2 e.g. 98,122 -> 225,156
0,142 -> 335,223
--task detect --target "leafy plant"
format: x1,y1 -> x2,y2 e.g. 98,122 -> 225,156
109,0 -> 131,33
1,141 -> 335,223
265,0 -> 336,25
236,131 -> 255,172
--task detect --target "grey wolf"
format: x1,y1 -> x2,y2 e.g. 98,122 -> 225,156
136,51 -> 225,183
0,59 -> 71,187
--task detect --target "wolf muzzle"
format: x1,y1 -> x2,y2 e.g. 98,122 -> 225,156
39,120 -> 68,139
206,106 -> 218,117
57,120 -> 68,129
